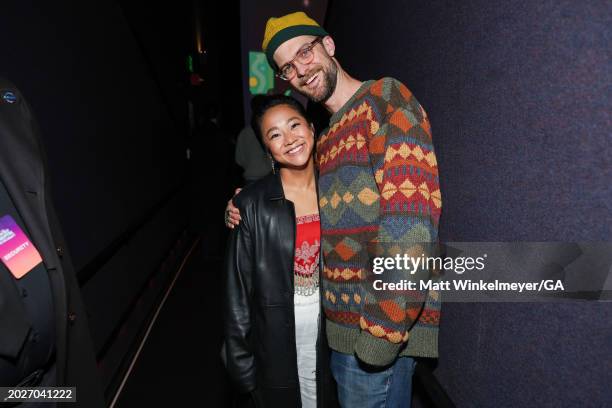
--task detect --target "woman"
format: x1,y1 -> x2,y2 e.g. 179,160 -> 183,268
223,95 -> 337,408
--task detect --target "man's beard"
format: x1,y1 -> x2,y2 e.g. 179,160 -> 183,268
299,59 -> 338,103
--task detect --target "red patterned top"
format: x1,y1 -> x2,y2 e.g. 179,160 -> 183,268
294,214 -> 320,296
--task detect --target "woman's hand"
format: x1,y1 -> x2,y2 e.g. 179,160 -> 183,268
225,188 -> 242,228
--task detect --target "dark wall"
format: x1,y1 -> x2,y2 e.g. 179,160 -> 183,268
199,0 -> 245,137
0,0 -> 191,397
325,0 -> 611,406
0,0 -> 187,270
118,0 -> 192,136
326,0 -> 610,242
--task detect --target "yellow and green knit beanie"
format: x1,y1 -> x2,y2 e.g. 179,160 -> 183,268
262,11 -> 329,70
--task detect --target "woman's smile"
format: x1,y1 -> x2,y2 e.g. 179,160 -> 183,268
286,143 -> 305,155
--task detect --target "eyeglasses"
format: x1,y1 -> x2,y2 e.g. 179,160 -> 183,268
276,37 -> 324,81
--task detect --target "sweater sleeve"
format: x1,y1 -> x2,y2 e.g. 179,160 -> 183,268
354,78 -> 442,366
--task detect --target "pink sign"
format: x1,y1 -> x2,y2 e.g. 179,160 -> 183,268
0,215 -> 43,279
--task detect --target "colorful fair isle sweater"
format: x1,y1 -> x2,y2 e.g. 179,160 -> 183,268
317,77 -> 442,366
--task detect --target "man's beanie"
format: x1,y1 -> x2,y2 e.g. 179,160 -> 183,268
262,11 -> 328,70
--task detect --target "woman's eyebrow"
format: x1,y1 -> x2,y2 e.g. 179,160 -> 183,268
266,126 -> 279,137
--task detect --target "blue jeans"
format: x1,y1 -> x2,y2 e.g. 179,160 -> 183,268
330,351 -> 416,408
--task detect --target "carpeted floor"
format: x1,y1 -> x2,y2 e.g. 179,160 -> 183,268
115,242 -> 233,407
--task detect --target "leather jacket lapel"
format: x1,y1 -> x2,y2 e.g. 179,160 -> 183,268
269,174 -> 296,289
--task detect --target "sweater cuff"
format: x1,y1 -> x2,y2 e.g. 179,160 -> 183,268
354,331 -> 402,367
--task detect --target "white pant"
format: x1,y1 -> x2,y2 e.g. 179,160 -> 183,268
294,288 -> 319,408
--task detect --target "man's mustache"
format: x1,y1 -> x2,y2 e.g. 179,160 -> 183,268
299,67 -> 323,86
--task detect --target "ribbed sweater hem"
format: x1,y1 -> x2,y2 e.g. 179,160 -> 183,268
326,320 -> 439,360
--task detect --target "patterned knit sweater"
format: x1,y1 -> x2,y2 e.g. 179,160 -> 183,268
317,77 -> 442,366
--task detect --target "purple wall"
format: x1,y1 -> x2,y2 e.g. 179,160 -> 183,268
325,0 -> 611,406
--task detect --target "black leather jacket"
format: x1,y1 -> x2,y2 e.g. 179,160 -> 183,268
223,173 -> 337,408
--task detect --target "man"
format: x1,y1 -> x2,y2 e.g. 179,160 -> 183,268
226,12 -> 442,407
0,78 -> 105,407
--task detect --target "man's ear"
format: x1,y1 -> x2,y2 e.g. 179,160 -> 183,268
322,35 -> 336,57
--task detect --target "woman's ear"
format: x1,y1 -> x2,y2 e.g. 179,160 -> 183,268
322,35 -> 335,57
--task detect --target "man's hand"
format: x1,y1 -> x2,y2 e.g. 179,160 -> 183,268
224,188 -> 242,229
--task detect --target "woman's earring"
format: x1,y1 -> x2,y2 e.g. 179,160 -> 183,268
268,152 -> 275,175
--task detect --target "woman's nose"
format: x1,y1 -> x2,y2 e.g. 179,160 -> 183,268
285,135 -> 297,145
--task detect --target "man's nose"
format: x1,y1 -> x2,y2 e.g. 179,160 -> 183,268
294,61 -> 310,78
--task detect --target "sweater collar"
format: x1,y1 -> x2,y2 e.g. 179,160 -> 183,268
328,79 -> 375,127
